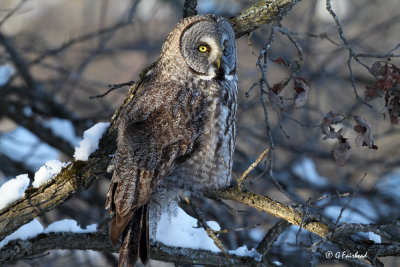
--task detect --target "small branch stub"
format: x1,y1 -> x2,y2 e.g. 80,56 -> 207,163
237,148 -> 270,191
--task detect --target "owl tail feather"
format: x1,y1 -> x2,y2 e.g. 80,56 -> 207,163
117,204 -> 149,267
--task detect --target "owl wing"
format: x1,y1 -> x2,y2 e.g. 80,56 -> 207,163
106,81 -> 205,245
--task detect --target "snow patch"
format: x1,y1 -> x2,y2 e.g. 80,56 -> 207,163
274,225 -> 302,252
74,122 -> 110,161
44,219 -> 97,234
0,219 -> 44,249
0,219 -> 97,249
41,118 -> 82,146
156,207 -> 221,252
33,160 -> 69,188
0,64 -> 15,86
207,220 -> 221,231
359,232 -> 381,244
376,169 -> 400,203
349,198 -> 378,221
367,232 -> 381,243
324,206 -> 372,224
352,231 -> 382,244
0,126 -> 60,169
292,158 -> 329,187
0,174 -> 30,210
229,245 -> 262,261
249,228 -> 265,242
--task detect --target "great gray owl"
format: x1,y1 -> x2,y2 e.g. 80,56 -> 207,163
106,14 -> 238,267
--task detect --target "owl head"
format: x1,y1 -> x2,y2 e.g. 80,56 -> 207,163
157,15 -> 237,82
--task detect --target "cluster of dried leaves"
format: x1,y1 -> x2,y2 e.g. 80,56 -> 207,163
366,61 -> 400,124
321,112 -> 378,166
269,57 -> 310,111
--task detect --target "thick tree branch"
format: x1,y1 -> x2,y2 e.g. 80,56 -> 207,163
0,157 -> 110,241
229,0 -> 301,38
0,230 -> 264,266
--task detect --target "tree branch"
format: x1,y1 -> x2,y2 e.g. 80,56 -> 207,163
212,188 -> 331,238
229,0 -> 301,38
0,230 -> 264,266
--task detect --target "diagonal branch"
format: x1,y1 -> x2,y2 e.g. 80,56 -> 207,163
230,0 -> 301,38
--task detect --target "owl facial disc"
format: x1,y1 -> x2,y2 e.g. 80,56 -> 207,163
180,18 -> 236,81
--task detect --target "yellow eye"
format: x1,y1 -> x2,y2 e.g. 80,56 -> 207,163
222,44 -> 226,51
198,45 -> 208,53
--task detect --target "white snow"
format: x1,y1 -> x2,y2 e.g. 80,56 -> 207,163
156,207 -> 221,252
44,219 -> 97,234
74,122 -> 110,161
0,64 -> 15,86
376,169 -> 400,203
0,174 -> 30,210
23,106 -> 33,117
0,219 -> 44,249
352,231 -> 382,244
0,126 -> 60,169
33,160 -> 69,188
41,118 -> 82,146
323,206 -> 372,224
274,225 -> 302,252
359,232 -> 381,243
155,208 -> 260,259
0,219 -> 97,249
348,198 -> 378,221
207,220 -> 221,231
292,158 -> 329,187
229,245 -> 262,261
368,232 -> 381,243
249,228 -> 265,242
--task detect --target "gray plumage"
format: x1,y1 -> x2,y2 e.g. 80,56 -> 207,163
106,14 -> 238,267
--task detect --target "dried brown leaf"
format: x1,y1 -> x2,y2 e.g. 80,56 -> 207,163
333,137 -> 351,166
293,78 -> 309,108
272,57 -> 288,68
321,112 -> 345,140
353,115 -> 378,150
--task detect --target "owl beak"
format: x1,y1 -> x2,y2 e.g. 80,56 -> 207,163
216,57 -> 221,69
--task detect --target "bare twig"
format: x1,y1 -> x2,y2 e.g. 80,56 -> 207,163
182,196 -> 230,262
0,0 -> 27,26
237,148 -> 270,191
90,81 -> 135,99
334,173 -> 367,228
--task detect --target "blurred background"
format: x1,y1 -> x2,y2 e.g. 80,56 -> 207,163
0,0 -> 399,266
